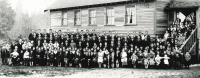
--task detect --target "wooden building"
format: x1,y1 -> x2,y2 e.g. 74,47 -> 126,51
165,0 -> 200,63
44,0 -> 171,36
45,0 -> 200,63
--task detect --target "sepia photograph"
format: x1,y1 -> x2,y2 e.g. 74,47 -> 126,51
0,0 -> 200,78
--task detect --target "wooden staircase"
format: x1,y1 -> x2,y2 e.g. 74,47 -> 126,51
180,27 -> 199,64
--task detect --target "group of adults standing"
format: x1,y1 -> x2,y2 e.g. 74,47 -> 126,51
0,17 -> 194,69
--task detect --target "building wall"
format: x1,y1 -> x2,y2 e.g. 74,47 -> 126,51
156,0 -> 171,36
50,2 -> 156,36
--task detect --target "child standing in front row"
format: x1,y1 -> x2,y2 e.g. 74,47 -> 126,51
29,50 -> 34,66
163,54 -> 170,69
23,49 -> 30,66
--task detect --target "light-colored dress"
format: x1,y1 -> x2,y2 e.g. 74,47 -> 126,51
155,56 -> 161,65
23,51 -> 30,59
148,52 -> 155,65
121,51 -> 127,66
131,54 -> 138,64
98,51 -> 104,63
143,52 -> 149,65
164,56 -> 170,65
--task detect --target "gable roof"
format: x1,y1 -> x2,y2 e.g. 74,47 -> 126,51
167,0 -> 200,9
45,0 -> 134,11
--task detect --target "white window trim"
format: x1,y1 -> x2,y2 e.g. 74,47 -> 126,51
62,11 -> 68,26
88,9 -> 97,26
125,5 -> 137,26
74,9 -> 82,26
105,7 -> 115,26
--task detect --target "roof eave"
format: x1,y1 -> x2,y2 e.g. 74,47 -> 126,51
44,0 -> 157,12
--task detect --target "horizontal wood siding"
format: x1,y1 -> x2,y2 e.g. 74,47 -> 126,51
67,10 -> 74,27
137,2 -> 155,27
156,0 -> 170,35
50,2 -> 156,36
115,6 -> 125,26
82,9 -> 88,26
96,7 -> 105,26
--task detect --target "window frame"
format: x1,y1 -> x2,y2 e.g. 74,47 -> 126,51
88,9 -> 97,26
62,11 -> 68,26
125,5 -> 137,26
74,10 -> 82,26
105,7 -> 115,26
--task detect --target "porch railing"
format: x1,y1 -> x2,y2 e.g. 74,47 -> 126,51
180,27 -> 198,54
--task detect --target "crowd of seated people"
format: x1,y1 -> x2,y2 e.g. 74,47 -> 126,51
1,19 -> 195,69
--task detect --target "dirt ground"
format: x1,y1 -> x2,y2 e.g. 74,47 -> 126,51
0,65 -> 200,78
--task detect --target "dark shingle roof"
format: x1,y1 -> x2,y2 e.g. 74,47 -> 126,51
45,0 -> 133,10
167,0 -> 200,8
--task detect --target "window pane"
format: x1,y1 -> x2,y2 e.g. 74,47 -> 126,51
89,9 -> 96,25
63,12 -> 68,25
126,6 -> 136,24
75,10 -> 81,25
106,8 -> 114,25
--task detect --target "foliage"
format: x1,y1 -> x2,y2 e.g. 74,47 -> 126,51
0,0 -> 16,38
8,0 -> 50,39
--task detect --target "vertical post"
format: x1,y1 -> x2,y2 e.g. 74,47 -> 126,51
196,7 -> 200,63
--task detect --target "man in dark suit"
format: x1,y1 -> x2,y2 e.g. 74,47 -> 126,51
60,34 -> 66,45
145,31 -> 151,47
1,46 -> 7,65
29,30 -> 35,41
48,29 -> 54,38
42,29 -> 48,38
36,29 -> 42,38
17,39 -> 23,52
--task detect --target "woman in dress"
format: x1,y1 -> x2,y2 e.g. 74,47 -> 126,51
131,51 -> 138,68
74,49 -> 80,67
143,50 -> 149,69
110,48 -> 115,68
57,48 -> 63,67
136,49 -> 143,68
184,52 -> 191,69
115,47 -> 121,68
11,49 -> 19,66
148,49 -> 155,68
92,49 -> 98,68
64,48 -> 69,67
155,54 -> 161,68
29,50 -> 34,66
163,54 -> 170,69
103,48 -> 108,68
121,48 -> 127,67
49,50 -> 54,66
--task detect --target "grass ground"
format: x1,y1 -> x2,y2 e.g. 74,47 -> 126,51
0,65 -> 199,78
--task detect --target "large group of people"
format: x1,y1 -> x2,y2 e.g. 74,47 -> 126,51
0,18 -> 195,70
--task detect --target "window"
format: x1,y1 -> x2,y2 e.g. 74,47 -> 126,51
51,12 -> 62,26
74,10 -> 81,25
106,8 -> 114,25
89,9 -> 96,25
62,12 -> 68,25
125,6 -> 136,25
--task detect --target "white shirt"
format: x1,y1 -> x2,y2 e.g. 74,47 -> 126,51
121,52 -> 127,58
23,51 -> 30,59
54,43 -> 59,48
12,52 -> 19,58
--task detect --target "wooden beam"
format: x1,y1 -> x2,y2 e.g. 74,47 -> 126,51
154,0 -> 157,35
196,7 -> 200,62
